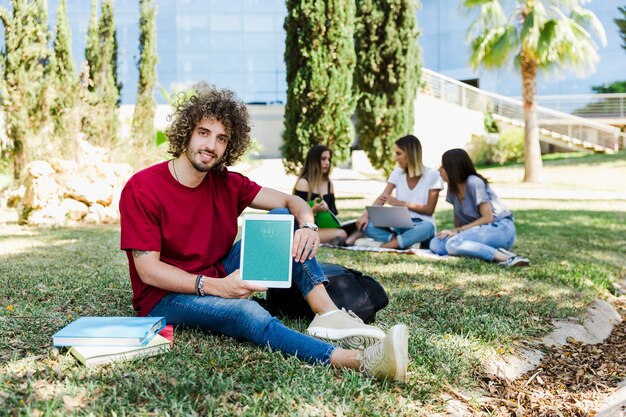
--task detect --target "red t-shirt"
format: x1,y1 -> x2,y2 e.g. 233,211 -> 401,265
119,161 -> 262,316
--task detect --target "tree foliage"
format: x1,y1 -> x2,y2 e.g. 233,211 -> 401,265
354,0 -> 421,176
130,0 -> 158,150
591,80 -> 626,94
0,0 -> 51,180
85,0 -> 99,91
616,6 -> 626,51
465,0 -> 607,182
82,0 -> 120,148
50,0 -> 78,148
282,0 -> 357,174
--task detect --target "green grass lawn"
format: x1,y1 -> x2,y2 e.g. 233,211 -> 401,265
1,154 -> 625,416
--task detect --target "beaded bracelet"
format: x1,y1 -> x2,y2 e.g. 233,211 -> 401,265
195,274 -> 204,296
196,274 -> 205,296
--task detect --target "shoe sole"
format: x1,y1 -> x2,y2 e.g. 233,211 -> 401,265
307,327 -> 385,349
509,259 -> 530,267
389,324 -> 409,382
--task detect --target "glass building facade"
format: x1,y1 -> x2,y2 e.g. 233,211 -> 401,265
0,0 -> 287,104
0,0 -> 622,103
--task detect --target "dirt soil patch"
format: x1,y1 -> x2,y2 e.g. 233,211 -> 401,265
461,298 -> 626,416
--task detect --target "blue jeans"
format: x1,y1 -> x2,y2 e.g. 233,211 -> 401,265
429,217 -> 516,262
148,208 -> 336,365
363,218 -> 435,249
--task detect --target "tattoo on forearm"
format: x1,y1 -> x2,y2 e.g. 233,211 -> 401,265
132,250 -> 151,258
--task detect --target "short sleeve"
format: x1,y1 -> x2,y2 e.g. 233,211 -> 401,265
467,176 -> 491,206
387,167 -> 402,186
230,172 -> 262,214
119,181 -> 163,252
427,169 -> 444,190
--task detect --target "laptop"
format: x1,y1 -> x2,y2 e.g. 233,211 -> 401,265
366,206 -> 414,228
240,214 -> 294,288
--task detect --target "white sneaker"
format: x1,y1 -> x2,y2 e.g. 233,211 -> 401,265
360,324 -> 409,382
307,308 -> 385,349
500,255 -> 531,267
354,238 -> 383,248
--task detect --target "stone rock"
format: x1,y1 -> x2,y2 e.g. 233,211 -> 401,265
60,198 -> 89,221
21,176 -> 61,209
26,160 -> 55,178
84,203 -> 118,224
27,204 -> 68,226
13,146 -> 131,225
64,177 -> 114,207
5,186 -> 25,208
432,395 -> 470,417
542,299 -> 622,346
48,158 -> 78,174
595,378 -> 626,417
483,347 -> 544,381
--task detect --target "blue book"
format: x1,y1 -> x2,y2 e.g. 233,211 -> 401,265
53,316 -> 166,347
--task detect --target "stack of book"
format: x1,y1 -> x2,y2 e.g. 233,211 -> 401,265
53,316 -> 173,367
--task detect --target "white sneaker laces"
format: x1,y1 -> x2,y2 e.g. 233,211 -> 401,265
339,308 -> 363,323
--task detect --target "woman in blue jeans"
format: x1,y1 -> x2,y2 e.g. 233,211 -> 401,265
355,135 -> 443,249
429,148 -> 530,266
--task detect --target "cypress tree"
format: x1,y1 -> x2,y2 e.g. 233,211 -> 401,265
97,0 -> 120,107
282,0 -> 357,174
85,0 -> 99,92
0,0 -> 51,180
130,0 -> 158,150
354,0 -> 421,175
82,0 -> 120,148
50,0 -> 78,147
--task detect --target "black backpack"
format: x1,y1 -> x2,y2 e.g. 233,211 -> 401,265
260,262 -> 389,324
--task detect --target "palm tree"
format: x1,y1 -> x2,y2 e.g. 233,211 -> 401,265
464,0 -> 606,182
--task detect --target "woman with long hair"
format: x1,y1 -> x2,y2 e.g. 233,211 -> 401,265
429,148 -> 529,266
355,135 -> 443,249
293,145 -> 348,245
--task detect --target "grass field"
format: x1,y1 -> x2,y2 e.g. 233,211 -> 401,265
1,152 -> 625,416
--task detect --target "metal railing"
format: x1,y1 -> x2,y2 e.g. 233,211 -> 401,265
420,68 -> 625,152
534,94 -> 626,119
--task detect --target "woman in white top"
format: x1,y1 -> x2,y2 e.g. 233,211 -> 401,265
355,135 -> 443,249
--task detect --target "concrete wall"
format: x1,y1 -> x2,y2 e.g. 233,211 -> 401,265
413,95 -> 485,168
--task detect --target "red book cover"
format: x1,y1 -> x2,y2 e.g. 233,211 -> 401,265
158,324 -> 174,347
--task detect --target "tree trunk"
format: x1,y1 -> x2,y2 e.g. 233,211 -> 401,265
12,138 -> 26,181
520,49 -> 543,182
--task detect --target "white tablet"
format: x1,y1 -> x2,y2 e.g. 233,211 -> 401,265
366,206 -> 414,228
240,214 -> 294,288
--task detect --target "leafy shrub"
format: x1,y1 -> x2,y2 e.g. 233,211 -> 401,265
467,127 -> 525,166
493,127 -> 524,164
467,134 -> 497,165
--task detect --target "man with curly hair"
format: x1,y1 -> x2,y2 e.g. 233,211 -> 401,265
119,83 -> 408,382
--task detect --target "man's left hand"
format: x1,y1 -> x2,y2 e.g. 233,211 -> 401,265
292,227 -> 320,262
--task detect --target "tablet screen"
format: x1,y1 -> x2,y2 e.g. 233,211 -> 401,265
240,214 -> 294,288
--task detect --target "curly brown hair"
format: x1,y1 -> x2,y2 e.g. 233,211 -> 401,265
166,82 -> 251,168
